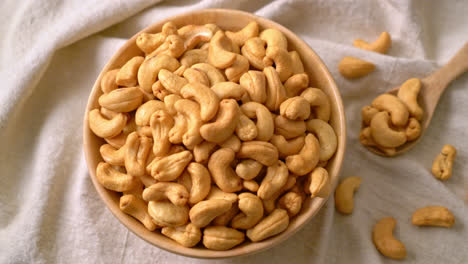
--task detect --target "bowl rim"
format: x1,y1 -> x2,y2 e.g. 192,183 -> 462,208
83,8 -> 346,259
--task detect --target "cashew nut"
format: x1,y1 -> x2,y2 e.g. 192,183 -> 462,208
359,126 -> 397,156
274,115 -> 306,139
412,206 -> 455,227
180,49 -> 208,67
142,182 -> 189,206
206,185 -> 238,203
225,54 -> 249,82
191,63 -> 226,86
136,22 -> 176,54
101,69 -> 119,93
258,160 -> 289,200
231,193 -> 264,229
235,113 -> 258,141
397,78 -> 423,120
135,100 -> 166,127
178,25 -> 214,50
239,70 -> 267,103
246,209 -> 289,242
150,150 -> 192,181
163,94 -> 182,116
405,117 -> 421,141
96,162 -> 139,192
286,133 -> 320,176
372,217 -> 406,260
264,66 -> 288,111
284,73 -> 309,98
200,99 -> 240,144
213,202 -> 239,226
150,109 -> 174,157
158,68 -> 188,95
168,113 -> 187,144
104,116 -> 136,148
353,32 -> 391,54
138,54 -> 180,93
211,82 -> 246,100
124,132 -> 152,177
208,31 -> 237,69
161,223 -> 202,248
193,141 -> 217,163
189,199 -> 232,228
174,99 -> 203,148
277,192 -> 302,217
116,56 -> 144,87
98,87 -> 143,112
262,175 -> 297,214
182,68 -> 210,86
180,83 -> 220,121
260,28 -> 288,51
265,46 -> 293,82
89,109 -> 127,138
243,180 -> 259,192
120,194 -> 158,231
370,111 -> 407,148
270,135 -> 305,158
371,94 -> 409,127
203,226 -> 245,250
208,148 -> 243,193
235,159 -> 263,180
148,34 -> 185,59
306,119 -> 338,161
186,162 -> 211,204
361,105 -> 379,126
280,96 -> 311,121
240,102 -> 274,141
148,201 -> 189,227
219,135 -> 241,153
338,56 -> 375,79
237,141 -> 279,166
226,22 -> 259,46
152,80 -> 169,100
289,51 -> 305,74
100,143 -> 125,166
432,144 -> 456,181
300,88 -> 331,122
308,167 -> 330,198
334,176 -> 361,214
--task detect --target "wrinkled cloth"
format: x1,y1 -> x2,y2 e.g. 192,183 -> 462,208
1,0 -> 468,263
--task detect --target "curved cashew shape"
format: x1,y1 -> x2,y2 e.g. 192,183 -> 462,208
246,209 -> 289,242
200,99 -> 240,144
158,68 -> 188,95
180,83 -> 220,121
174,99 -> 203,148
260,28 -> 288,51
178,25 -> 214,50
191,63 -> 226,86
353,32 -> 391,54
359,126 -> 397,155
338,56 -> 375,79
220,135 -> 241,153
258,160 -> 289,200
96,162 -> 139,192
225,54 -> 249,82
148,34 -> 185,59
120,194 -> 158,231
186,162 -> 212,204
265,46 -> 293,82
101,69 -> 119,93
150,150 -> 192,181
125,132 -> 152,177
189,199 -> 232,228
370,111 -> 407,148
371,94 -> 409,127
203,226 -> 245,250
286,133 -> 320,176
274,115 -> 306,139
180,49 -> 208,67
136,32 -> 165,54
239,71 -> 267,103
206,185 -> 238,203
280,96 -> 311,121
270,134 -> 305,158
104,115 -> 136,148
284,73 -> 309,98
150,109 -> 174,157
243,180 -> 259,192
100,144 -> 125,166
152,80 -> 169,101
135,100 -> 166,127
98,87 -> 143,113
262,175 -> 297,213
306,119 -> 338,161
397,78 -> 423,120
163,94 -> 182,116
100,107 -> 119,119
211,82 -> 246,100
183,68 -> 210,86
148,201 -> 189,227
308,167 -> 330,198
405,117 -> 421,141
173,65 -> 188,76
300,88 -> 331,122
161,223 -> 202,248
372,217 -> 406,260
235,159 -> 263,180
432,144 -> 456,181
264,66 -> 288,111
213,202 -> 239,226
226,22 -> 259,46
361,105 -> 379,126
137,54 -> 180,93
208,148 -> 243,193
231,193 -> 264,229
168,113 -> 187,144
208,31 -> 237,69
237,141 -> 279,166
241,37 -> 268,70
334,176 -> 361,214
142,182 -> 189,206
116,56 -> 144,87
193,141 -> 217,163
89,109 -> 127,138
277,192 -> 302,217
235,113 -> 258,141
289,51 -> 305,74
412,206 -> 455,227
241,102 -> 274,141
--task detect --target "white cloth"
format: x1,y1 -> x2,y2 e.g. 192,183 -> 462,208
1,0 -> 467,263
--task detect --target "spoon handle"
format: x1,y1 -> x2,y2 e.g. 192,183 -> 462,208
425,42 -> 468,91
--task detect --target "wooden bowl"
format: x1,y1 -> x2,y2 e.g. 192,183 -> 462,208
83,8 -> 346,259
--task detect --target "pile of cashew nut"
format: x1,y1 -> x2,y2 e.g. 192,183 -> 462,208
88,21 -> 339,250
359,78 -> 423,155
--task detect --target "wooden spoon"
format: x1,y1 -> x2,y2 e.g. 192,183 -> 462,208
365,42 -> 468,157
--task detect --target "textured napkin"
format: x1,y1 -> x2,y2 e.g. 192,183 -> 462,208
1,0 -> 467,263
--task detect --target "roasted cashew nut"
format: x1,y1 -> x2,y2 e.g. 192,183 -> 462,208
158,68 -> 188,95
101,69 -> 119,93
260,28 -> 288,51
277,192 -> 302,217
231,193 -> 264,229
189,199 -> 232,228
135,100 -> 166,127
334,176 -> 361,214
213,202 -> 239,226
274,115 -> 306,139
235,113 -> 258,141
264,66 -> 288,111
100,144 -> 126,166
120,194 -> 158,231
142,182 -> 189,206
186,162 -> 212,204
240,102 -> 274,141
225,54 -> 249,82
200,99 -> 240,144
124,132 -> 152,177
163,94 -> 182,116
89,109 -> 127,138
237,141 -> 279,166
193,141 -> 217,163
150,150 -> 192,181
178,24 -> 214,50
243,180 -> 259,192
152,80 -> 170,101
116,56 -> 145,87
285,133 -> 320,176
203,226 -> 245,250
168,113 -> 187,144
241,37 -> 268,70
174,99 -> 203,149
262,175 -> 297,214
300,88 -> 331,122
353,32 -> 391,54
138,54 -> 180,94
98,87 -> 143,113
270,134 -> 305,158
306,119 -> 338,161
412,206 -> 455,227
372,217 -> 406,260
206,185 -> 238,203
280,96 -> 311,120
235,159 -> 263,180
96,162 -> 139,192
180,82 -> 220,121
191,63 -> 226,86
308,167 -> 330,198
219,135 -> 241,153
136,22 -> 176,54
359,126 -> 397,156
257,160 -> 289,200
211,82 -> 246,100
361,105 -> 379,126
370,111 -> 407,148
246,209 -> 289,242
183,68 -> 210,86
161,223 -> 202,248
338,56 -> 375,79
371,94 -> 409,127
208,31 -> 237,69
289,51 -> 305,74
284,73 -> 309,98
180,49 -> 208,67
432,144 -> 456,181
148,201 -> 189,227
150,109 -> 174,157
265,46 -> 293,82
226,22 -> 259,46
397,78 -> 423,120
208,148 -> 243,193
148,34 -> 185,59
405,117 -> 421,141
239,71 -> 267,103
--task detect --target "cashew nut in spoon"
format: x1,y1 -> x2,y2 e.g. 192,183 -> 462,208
371,94 -> 409,127
370,111 -> 407,148
397,78 -> 423,120
361,105 -> 379,126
